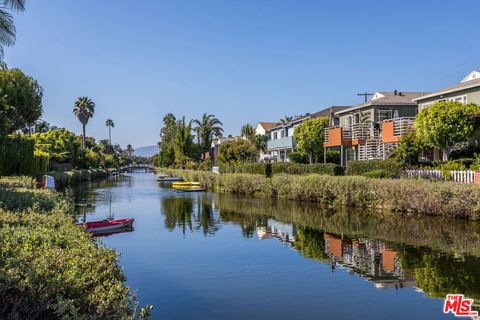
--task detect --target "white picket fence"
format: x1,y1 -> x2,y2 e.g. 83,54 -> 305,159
405,169 -> 476,184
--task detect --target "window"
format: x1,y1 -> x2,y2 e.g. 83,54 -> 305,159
377,110 -> 392,122
393,110 -> 399,118
273,132 -> 278,140
346,115 -> 353,127
280,130 -> 285,138
448,95 -> 467,104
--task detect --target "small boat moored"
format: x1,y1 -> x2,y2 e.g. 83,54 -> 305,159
174,186 -> 206,192
83,218 -> 135,233
172,181 -> 200,187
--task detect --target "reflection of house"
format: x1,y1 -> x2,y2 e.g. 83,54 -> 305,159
324,92 -> 427,166
323,232 -> 415,288
256,219 -> 296,246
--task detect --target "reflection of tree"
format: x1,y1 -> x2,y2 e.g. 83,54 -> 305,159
194,196 -> 221,236
161,196 -> 194,235
397,246 -> 480,300
219,209 -> 267,238
294,227 -> 329,262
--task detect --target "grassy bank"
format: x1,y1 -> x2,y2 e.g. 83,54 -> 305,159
159,168 -> 480,220
0,177 -> 147,319
48,169 -> 108,189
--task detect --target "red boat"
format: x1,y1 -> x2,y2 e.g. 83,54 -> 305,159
84,218 -> 135,233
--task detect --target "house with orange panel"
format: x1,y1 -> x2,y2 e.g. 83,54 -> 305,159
323,91 -> 427,166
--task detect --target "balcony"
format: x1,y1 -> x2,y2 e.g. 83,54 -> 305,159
351,123 -> 379,145
381,117 -> 415,143
324,126 -> 352,147
267,136 -> 294,150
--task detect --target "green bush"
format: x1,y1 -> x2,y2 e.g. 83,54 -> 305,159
33,150 -> 49,174
220,162 -> 343,176
363,169 -> 389,179
288,152 -> 309,164
197,160 -> 212,172
0,135 -> 35,176
346,159 -> 401,177
0,178 -> 147,318
161,169 -> 480,220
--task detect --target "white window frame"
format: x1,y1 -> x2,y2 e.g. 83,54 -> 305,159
448,95 -> 467,104
377,110 -> 392,122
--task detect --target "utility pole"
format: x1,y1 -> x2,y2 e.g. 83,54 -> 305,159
357,92 -> 374,102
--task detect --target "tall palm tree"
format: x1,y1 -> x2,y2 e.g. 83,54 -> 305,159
126,144 -> 134,157
192,113 -> 223,152
280,116 -> 293,125
173,116 -> 194,165
240,124 -> 255,142
0,0 -> 25,59
105,119 -> 114,144
73,96 -> 95,148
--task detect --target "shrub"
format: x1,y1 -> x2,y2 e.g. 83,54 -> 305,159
0,135 -> 35,176
346,159 -> 401,177
288,151 -> 309,164
0,178 -> 146,318
197,160 -> 212,172
363,169 -> 389,179
33,150 -> 49,174
220,162 -> 343,176
160,169 -> 480,220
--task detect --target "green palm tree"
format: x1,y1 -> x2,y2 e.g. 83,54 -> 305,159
0,0 -> 25,59
126,144 -> 134,157
192,113 -> 223,152
173,116 -> 194,165
105,119 -> 114,144
280,116 -> 293,125
73,96 -> 95,148
240,124 -> 255,142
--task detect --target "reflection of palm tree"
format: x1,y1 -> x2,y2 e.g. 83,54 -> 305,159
161,196 -> 194,235
195,195 -> 220,236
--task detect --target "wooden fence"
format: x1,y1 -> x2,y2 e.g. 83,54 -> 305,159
405,169 -> 476,184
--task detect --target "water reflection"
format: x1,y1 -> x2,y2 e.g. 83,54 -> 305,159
159,192 -> 480,304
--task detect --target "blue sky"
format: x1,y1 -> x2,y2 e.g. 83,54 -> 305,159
6,0 -> 480,147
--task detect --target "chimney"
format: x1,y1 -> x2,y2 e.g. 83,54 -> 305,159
394,90 -> 398,95
399,91 -> 403,96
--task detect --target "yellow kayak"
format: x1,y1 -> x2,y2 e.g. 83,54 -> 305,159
172,181 -> 200,187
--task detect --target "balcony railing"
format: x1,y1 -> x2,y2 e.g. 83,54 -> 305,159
267,135 -> 294,150
324,126 -> 352,147
351,123 -> 379,140
381,117 -> 415,143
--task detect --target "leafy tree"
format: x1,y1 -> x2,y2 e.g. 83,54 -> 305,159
126,144 -> 134,157
0,0 -> 25,59
192,113 -> 223,152
254,134 -> 268,153
415,101 -> 480,160
293,117 -> 329,164
395,130 -> 421,167
73,96 -> 95,148
240,124 -> 255,141
216,139 -> 258,166
32,128 -> 82,164
173,116 -> 194,166
0,68 -> 43,135
105,119 -> 114,144
157,113 -> 178,167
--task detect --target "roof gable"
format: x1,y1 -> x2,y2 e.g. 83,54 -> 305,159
461,70 -> 480,83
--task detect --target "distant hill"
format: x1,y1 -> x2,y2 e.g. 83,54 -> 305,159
134,145 -> 159,158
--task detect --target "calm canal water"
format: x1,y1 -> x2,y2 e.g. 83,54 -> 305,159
73,173 -> 480,319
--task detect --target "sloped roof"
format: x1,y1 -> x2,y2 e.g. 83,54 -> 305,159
311,106 -> 350,118
336,92 -> 428,115
413,76 -> 480,102
257,122 -> 279,130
